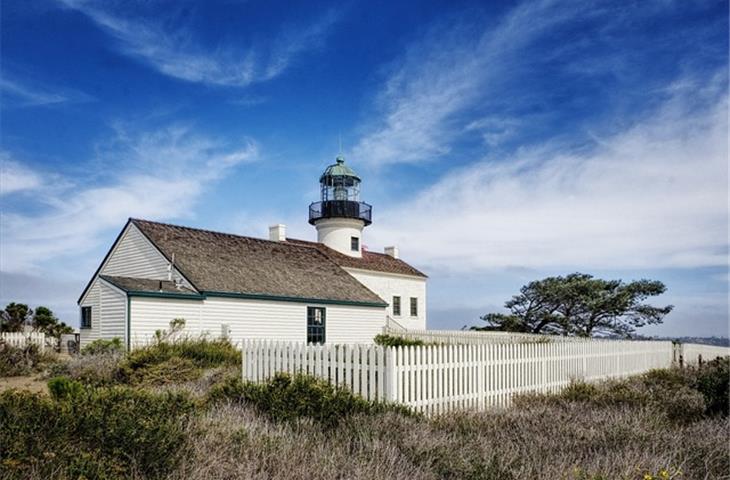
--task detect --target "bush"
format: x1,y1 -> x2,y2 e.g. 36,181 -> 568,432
0,340 -> 55,377
374,334 -> 425,347
691,357 -> 729,416
122,338 -> 239,374
208,373 -> 412,428
515,368 -> 712,423
129,357 -> 203,386
0,380 -> 197,479
81,337 -> 125,355
50,350 -> 125,386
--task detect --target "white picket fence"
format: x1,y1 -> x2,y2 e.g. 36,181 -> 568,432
243,341 -> 389,401
242,339 -> 677,415
682,343 -> 730,364
0,331 -> 47,351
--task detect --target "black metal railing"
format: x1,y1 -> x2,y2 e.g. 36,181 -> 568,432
309,200 -> 372,225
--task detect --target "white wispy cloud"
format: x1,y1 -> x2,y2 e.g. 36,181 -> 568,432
352,0 -> 718,167
352,0 -> 591,166
0,76 -> 93,107
0,153 -> 43,195
58,0 -> 340,87
0,124 -> 258,272
368,77 -> 727,271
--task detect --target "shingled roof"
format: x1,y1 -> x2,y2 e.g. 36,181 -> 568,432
100,275 -> 199,296
286,239 -> 427,278
130,219 -> 386,306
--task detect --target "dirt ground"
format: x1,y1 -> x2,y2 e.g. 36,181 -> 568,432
0,375 -> 48,394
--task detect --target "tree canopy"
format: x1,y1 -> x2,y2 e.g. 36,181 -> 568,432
1,303 -> 73,337
476,273 -> 673,338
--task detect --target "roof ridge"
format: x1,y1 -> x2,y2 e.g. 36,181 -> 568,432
130,218 -> 316,249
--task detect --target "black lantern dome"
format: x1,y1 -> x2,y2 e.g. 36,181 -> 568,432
309,156 -> 372,225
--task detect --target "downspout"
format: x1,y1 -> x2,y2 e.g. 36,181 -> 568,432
126,295 -> 131,351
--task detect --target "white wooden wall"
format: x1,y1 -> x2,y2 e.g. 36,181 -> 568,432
345,268 -> 426,330
79,282 -> 101,347
101,224 -> 173,280
100,282 -> 126,341
129,297 -> 386,347
242,339 -> 681,415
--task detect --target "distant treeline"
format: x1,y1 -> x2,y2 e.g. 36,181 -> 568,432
656,336 -> 730,347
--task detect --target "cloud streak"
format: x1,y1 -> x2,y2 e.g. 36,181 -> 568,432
58,0 -> 340,87
352,0 -> 723,167
0,153 -> 43,195
370,76 -> 728,271
0,124 -> 258,272
0,76 -> 93,107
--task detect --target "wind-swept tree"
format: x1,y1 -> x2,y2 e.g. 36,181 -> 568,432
1,303 -> 73,337
476,273 -> 673,338
32,306 -> 74,338
0,303 -> 32,332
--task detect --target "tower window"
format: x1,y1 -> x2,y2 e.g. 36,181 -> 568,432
307,307 -> 326,344
81,306 -> 92,329
410,297 -> 418,317
351,236 -> 359,252
392,296 -> 401,316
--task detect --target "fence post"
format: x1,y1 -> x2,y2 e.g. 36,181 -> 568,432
385,346 -> 396,402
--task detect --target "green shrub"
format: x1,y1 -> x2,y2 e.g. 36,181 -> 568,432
0,382 -> 197,479
558,381 -> 601,402
81,337 -> 125,355
208,373 -> 412,428
691,357 -> 729,416
48,376 -> 84,399
374,334 -> 425,347
122,338 -> 239,375
129,356 -> 203,386
0,340 -> 55,377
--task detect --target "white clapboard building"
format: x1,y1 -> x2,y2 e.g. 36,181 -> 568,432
77,156 -> 427,348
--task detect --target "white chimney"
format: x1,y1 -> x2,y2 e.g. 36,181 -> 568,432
384,246 -> 399,259
269,224 -> 286,242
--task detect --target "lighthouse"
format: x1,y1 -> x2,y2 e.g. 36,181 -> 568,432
308,155 -> 372,258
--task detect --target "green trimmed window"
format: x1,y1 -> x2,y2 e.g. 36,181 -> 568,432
307,307 -> 326,344
392,296 -> 401,316
81,306 -> 92,329
410,297 -> 418,316
351,236 -> 359,252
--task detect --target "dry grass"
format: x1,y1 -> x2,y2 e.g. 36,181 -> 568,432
170,401 -> 729,480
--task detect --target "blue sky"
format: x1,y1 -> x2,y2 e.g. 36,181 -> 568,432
1,0 -> 727,337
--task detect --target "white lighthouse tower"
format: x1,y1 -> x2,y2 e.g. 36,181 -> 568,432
308,155 -> 372,258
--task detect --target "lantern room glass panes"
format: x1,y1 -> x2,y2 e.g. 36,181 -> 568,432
321,176 -> 360,202
307,307 -> 326,344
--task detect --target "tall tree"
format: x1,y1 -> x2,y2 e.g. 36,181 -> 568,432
477,273 -> 673,337
32,306 -> 73,338
0,303 -> 32,332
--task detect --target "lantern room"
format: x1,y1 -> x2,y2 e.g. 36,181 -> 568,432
309,156 -> 372,226
309,155 -> 372,257
320,155 -> 361,201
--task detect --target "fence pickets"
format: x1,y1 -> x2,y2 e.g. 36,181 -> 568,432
1,332 -> 46,351
241,338 -> 724,415
242,341 -> 389,401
